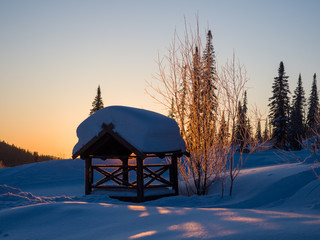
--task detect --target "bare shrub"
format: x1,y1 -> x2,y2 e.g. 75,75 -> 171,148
217,53 -> 265,196
147,18 -> 264,196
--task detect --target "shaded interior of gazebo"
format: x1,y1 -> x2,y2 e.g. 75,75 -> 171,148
72,123 -> 183,202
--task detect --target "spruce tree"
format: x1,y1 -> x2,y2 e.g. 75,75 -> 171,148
235,103 -> 243,147
268,61 -> 290,149
168,98 -> 175,119
235,92 -> 249,151
188,31 -> 217,143
247,118 -> 252,142
201,30 -> 217,138
289,74 -> 306,150
203,30 -> 217,114
307,73 -> 319,131
255,120 -> 262,142
218,111 -> 228,145
263,118 -> 269,140
242,91 -> 248,116
89,85 -> 104,115
186,32 -> 218,195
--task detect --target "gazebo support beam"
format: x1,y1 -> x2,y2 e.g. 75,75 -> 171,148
121,157 -> 129,185
136,157 -> 144,202
85,157 -> 92,195
170,155 -> 179,195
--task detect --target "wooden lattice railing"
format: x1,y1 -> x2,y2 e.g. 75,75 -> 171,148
84,154 -> 179,202
91,164 -> 173,189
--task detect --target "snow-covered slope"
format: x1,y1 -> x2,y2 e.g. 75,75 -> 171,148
1,150 -> 320,239
1,201 -> 320,240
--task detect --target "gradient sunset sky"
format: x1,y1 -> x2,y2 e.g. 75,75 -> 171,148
1,0 -> 320,158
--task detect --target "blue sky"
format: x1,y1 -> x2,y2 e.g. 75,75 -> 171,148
0,0 -> 319,157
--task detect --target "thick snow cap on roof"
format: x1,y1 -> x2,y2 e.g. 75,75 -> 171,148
72,106 -> 186,156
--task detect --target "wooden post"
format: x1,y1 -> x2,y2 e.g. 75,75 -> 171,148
136,157 -> 144,202
85,157 -> 92,195
122,157 -> 129,186
171,155 -> 179,195
90,160 -> 94,185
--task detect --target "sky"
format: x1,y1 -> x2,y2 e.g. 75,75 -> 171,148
1,0 -> 320,158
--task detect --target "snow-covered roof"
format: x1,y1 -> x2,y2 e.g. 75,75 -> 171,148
72,106 -> 186,157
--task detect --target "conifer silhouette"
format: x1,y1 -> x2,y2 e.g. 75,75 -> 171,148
307,73 -> 319,131
268,62 -> 290,149
289,74 -> 306,150
90,85 -> 104,115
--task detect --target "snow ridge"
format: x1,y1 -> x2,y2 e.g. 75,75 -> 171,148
0,185 -> 72,210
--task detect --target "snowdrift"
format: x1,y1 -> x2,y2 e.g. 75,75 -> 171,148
1,149 -> 320,239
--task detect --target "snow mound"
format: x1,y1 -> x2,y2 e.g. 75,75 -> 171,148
0,185 -> 72,210
1,201 -> 320,240
1,151 -> 320,239
73,106 -> 186,155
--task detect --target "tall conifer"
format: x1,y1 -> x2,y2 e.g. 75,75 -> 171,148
203,30 -> 217,114
307,73 -> 319,131
289,74 -> 306,150
235,92 -> 249,151
268,62 -> 290,149
218,111 -> 228,145
202,30 -> 217,138
168,98 -> 176,119
263,118 -> 269,140
256,120 -> 262,142
89,85 -> 104,115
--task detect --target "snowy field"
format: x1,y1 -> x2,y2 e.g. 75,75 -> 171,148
1,149 -> 320,239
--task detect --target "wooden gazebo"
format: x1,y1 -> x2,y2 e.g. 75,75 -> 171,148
72,106 -> 186,202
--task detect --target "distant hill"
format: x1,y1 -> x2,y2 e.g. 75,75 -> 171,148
0,141 -> 60,168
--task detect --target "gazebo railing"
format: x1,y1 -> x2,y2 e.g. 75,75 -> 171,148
84,154 -> 179,202
92,165 -> 136,188
91,163 -> 174,189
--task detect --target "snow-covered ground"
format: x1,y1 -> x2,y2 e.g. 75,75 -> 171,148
1,149 -> 320,239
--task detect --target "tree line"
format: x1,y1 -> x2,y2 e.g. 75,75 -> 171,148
269,61 -> 318,150
0,141 -> 60,168
147,17 -> 320,196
